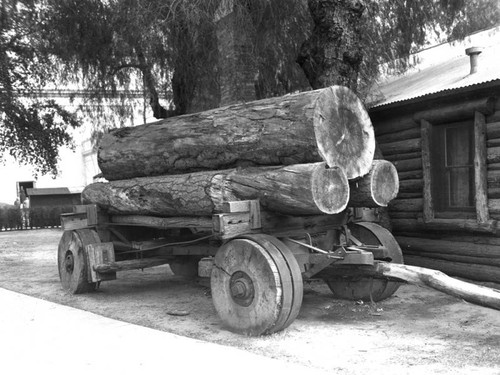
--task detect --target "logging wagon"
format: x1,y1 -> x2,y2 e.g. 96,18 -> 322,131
56,86 -> 423,335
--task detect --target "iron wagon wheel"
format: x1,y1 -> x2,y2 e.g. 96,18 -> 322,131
325,222 -> 404,302
58,229 -> 100,294
211,234 -> 303,336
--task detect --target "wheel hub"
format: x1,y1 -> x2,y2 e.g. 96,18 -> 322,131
229,271 -> 254,307
65,251 -> 74,273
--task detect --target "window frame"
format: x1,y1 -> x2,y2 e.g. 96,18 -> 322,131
421,110 -> 489,227
431,120 -> 475,216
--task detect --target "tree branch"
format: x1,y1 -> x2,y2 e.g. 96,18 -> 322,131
134,46 -> 175,119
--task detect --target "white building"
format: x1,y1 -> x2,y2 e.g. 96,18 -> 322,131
0,88 -> 160,205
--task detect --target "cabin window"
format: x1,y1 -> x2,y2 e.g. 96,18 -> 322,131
421,110 -> 489,229
431,121 -> 475,218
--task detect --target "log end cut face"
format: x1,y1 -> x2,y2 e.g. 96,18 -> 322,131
371,160 -> 399,207
311,164 -> 349,214
313,86 -> 375,179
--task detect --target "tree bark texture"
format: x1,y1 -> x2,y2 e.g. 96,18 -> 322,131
297,0 -> 365,91
98,85 -> 374,181
82,162 -> 350,217
348,160 -> 399,207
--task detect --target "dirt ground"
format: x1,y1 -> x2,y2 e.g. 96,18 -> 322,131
1,228 -> 499,374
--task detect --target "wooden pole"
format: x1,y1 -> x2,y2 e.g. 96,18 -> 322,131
377,262 -> 500,311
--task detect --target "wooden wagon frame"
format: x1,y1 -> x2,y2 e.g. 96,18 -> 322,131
58,200 -> 404,335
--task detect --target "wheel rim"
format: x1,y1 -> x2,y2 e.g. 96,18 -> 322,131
58,229 -> 100,294
244,234 -> 303,332
211,235 -> 302,336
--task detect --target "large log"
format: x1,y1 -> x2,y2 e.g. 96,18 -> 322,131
98,86 -> 374,181
348,160 -> 399,207
82,162 -> 350,217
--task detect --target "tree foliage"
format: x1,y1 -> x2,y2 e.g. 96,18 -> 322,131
40,0 -> 500,110
1,0 -> 499,175
0,0 -> 79,176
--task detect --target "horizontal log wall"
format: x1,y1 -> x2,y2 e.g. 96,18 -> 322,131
376,113 -> 424,228
373,100 -> 500,283
487,102 -> 500,221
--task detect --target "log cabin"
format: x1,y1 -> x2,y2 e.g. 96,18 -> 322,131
369,40 -> 500,283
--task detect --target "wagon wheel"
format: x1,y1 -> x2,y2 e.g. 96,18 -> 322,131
170,256 -> 201,278
325,222 -> 403,302
211,234 -> 303,336
58,229 -> 100,294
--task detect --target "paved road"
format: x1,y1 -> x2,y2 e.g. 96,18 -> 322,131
0,287 -> 327,375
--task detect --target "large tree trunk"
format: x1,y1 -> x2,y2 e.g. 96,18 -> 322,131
98,86 -> 374,181
215,0 -> 257,107
297,0 -> 365,91
82,162 -> 350,216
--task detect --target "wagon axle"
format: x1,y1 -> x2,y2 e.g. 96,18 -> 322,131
58,202 -> 405,335
230,271 -> 255,306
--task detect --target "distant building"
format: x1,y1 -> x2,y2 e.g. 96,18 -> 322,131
26,187 -> 83,209
1,87 -> 164,205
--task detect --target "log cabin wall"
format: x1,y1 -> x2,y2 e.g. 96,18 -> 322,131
371,94 -> 500,283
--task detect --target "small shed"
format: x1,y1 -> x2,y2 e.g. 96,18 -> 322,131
25,187 -> 83,228
369,41 -> 500,283
26,187 -> 83,208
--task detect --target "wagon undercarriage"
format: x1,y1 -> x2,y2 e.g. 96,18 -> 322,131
58,201 -> 403,335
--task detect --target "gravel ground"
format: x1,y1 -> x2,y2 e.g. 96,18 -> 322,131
1,228 -> 499,374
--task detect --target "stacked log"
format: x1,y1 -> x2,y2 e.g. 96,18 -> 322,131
98,86 -> 375,181
82,163 -> 350,216
83,86 -> 399,219
83,159 -> 400,217
348,160 -> 398,208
